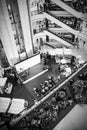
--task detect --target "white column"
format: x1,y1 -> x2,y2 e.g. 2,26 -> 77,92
17,0 -> 33,56
0,0 -> 19,65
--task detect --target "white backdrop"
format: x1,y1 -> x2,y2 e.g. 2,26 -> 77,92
15,53 -> 40,73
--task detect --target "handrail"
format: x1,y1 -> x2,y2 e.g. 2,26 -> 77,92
44,42 -> 56,49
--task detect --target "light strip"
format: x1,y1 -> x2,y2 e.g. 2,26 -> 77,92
23,69 -> 48,84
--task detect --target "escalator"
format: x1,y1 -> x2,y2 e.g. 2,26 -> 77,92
51,0 -> 87,21
34,29 -> 74,47
46,29 -> 75,46
43,12 -> 79,36
46,29 -> 74,47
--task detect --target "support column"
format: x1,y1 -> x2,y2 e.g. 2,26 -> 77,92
0,0 -> 19,65
17,0 -> 33,56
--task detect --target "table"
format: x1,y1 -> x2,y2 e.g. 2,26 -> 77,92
0,97 -> 11,113
8,98 -> 25,114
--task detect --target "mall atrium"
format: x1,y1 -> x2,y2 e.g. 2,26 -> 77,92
0,0 -> 87,130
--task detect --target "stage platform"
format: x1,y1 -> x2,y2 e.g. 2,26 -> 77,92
0,62 -> 61,106
18,63 -> 48,84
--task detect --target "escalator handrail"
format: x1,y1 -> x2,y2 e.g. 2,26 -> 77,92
44,42 -> 56,49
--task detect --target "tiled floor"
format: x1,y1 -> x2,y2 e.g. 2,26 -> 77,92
71,40 -> 87,62
54,104 -> 87,130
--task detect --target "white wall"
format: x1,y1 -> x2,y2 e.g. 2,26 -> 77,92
17,0 -> 33,56
15,53 -> 40,73
0,0 -> 19,65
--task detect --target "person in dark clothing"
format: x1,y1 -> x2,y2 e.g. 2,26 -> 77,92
71,56 -> 76,66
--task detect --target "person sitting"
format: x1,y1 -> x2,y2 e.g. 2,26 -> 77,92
48,84 -> 52,89
41,85 -> 45,89
40,83 -> 43,88
44,80 -> 49,86
45,86 -> 49,91
48,79 -> 52,85
41,88 -> 45,95
33,88 -> 40,97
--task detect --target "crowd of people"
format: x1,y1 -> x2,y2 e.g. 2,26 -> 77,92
20,87 -> 73,130
68,70 -> 87,104
18,64 -> 87,130
33,75 -> 56,97
0,0 -> 86,129
0,113 -> 17,129
0,60 -> 87,130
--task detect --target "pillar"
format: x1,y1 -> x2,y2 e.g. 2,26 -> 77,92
17,0 -> 33,56
0,0 -> 19,65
